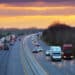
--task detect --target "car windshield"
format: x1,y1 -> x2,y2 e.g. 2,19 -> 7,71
64,50 -> 72,53
53,53 -> 61,56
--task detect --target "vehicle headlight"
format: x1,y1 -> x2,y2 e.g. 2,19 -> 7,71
71,56 -> 74,58
64,56 -> 66,58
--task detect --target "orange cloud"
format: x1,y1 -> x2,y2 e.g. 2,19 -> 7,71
0,3 -> 75,16
0,4 -> 74,11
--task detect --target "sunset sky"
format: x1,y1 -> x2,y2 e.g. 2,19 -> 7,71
0,0 -> 75,29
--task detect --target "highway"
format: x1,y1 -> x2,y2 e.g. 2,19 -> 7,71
27,34 -> 75,75
0,39 -> 25,75
0,34 -> 75,75
0,35 -> 47,75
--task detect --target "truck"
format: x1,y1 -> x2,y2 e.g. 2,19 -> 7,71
50,46 -> 62,61
62,44 -> 74,59
10,34 -> 16,41
0,37 -> 9,50
10,34 -> 16,45
5,35 -> 11,43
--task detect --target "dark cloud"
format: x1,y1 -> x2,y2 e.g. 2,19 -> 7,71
0,0 -> 74,3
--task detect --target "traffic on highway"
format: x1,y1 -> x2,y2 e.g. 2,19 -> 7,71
27,33 -> 75,75
0,0 -> 75,75
0,32 -> 74,75
31,34 -> 73,60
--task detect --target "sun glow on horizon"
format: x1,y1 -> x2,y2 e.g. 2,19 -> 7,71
0,15 -> 75,29
0,3 -> 75,29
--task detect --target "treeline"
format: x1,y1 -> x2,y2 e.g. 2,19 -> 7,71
42,23 -> 75,46
0,28 -> 43,38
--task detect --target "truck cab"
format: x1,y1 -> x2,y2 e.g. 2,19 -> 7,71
50,46 -> 62,61
63,44 -> 74,59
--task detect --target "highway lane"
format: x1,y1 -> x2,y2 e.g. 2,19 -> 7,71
0,50 -> 9,75
38,36 -> 75,75
22,35 -> 48,75
7,39 -> 25,75
27,34 -> 75,75
0,39 -> 25,75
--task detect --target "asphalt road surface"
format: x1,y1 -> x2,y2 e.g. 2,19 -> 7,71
0,39 -> 25,75
27,34 -> 75,75
0,34 -> 75,75
0,35 -> 47,75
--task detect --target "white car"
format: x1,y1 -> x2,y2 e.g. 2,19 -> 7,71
31,37 -> 35,41
37,46 -> 43,52
35,43 -> 40,46
32,41 -> 40,46
32,47 -> 43,53
31,36 -> 37,41
45,49 -> 52,56
32,41 -> 38,45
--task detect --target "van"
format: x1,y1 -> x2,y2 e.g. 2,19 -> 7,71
50,46 -> 62,61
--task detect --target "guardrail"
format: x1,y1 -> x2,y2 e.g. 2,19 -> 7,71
21,36 -> 48,75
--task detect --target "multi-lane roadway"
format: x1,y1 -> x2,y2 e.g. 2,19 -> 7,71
0,35 -> 47,75
0,34 -> 75,75
27,34 -> 75,75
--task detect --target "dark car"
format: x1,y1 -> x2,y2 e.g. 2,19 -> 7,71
4,43 -> 9,50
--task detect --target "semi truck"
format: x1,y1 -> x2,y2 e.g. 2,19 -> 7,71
62,44 -> 74,59
10,34 -> 16,45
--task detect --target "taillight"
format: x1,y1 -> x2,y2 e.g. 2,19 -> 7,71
64,56 -> 66,58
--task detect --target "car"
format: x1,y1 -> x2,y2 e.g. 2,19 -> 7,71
31,38 -> 34,41
19,38 -> 21,41
32,41 -> 40,46
32,48 -> 38,53
37,46 -> 43,52
45,49 -> 52,56
35,43 -> 40,46
31,36 -> 36,41
5,36 -> 11,43
32,41 -> 37,45
32,46 -> 43,53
